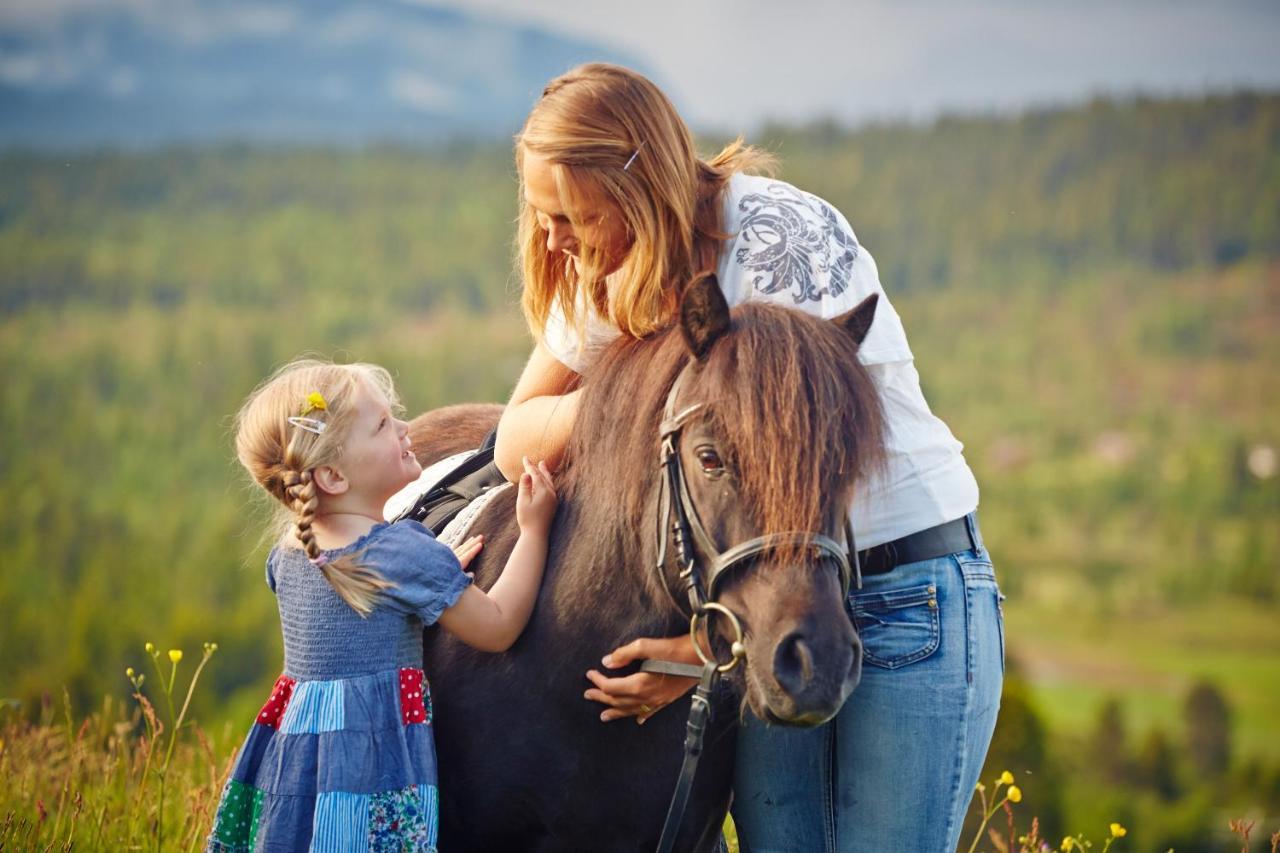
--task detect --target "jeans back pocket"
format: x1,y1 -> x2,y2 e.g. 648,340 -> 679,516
849,582 -> 941,669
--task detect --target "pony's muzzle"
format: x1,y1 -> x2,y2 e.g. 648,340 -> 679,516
767,624 -> 862,725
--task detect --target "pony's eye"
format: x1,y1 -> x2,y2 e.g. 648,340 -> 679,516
696,447 -> 724,473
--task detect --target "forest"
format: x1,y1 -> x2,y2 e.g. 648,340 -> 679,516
1,91 -> 1277,849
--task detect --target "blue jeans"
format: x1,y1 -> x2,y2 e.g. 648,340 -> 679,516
731,514 -> 1004,853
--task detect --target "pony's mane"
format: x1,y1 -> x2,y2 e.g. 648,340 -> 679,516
563,302 -> 886,569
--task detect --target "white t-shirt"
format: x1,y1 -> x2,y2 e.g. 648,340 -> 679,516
542,173 -> 979,548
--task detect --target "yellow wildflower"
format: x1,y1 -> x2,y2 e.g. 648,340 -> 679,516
301,392 -> 328,415
125,667 -> 135,678
1007,785 -> 1022,803
975,782 -> 986,792
145,642 -> 155,654
1061,838 -> 1075,852
168,649 -> 183,663
999,770 -> 1014,785
1110,823 -> 1127,838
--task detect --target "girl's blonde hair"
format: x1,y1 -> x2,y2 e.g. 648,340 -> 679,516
234,358 -> 401,617
517,62 -> 776,343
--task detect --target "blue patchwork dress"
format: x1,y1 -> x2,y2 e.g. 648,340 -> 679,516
207,520 -> 471,852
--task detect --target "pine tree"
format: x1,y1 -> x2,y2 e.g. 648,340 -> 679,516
1183,680 -> 1232,778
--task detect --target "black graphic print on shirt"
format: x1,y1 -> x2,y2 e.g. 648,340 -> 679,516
734,184 -> 859,303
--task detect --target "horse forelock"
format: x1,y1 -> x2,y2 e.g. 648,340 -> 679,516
564,302 -> 886,573
702,304 -> 886,563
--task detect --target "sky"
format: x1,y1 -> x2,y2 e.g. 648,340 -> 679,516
421,0 -> 1280,130
1,0 -> 1278,133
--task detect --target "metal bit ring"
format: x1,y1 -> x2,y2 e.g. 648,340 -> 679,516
690,602 -> 747,673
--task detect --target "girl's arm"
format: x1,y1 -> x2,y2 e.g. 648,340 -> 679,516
436,458 -> 556,652
494,343 -> 582,482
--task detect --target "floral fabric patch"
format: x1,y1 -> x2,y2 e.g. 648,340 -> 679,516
368,784 -> 437,851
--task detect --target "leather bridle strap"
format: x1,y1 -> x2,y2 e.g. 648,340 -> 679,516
653,661 -> 719,853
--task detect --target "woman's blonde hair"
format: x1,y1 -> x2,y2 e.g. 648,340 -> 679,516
517,62 -> 775,343
234,358 -> 401,617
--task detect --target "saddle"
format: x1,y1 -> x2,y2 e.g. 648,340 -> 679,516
390,429 -> 509,538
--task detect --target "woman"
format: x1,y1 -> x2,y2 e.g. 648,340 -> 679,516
494,63 -> 1003,853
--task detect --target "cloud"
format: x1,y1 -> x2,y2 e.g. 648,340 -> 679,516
407,0 -> 1280,128
388,70 -> 458,113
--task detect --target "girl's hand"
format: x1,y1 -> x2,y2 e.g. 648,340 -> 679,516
451,535 -> 483,571
584,634 -> 701,724
515,456 -> 557,535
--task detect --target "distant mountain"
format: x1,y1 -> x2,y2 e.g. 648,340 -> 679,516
0,0 -> 649,147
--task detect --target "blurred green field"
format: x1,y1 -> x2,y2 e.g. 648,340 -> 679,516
1007,599 -> 1280,762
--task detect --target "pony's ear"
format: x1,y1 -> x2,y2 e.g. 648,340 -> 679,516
833,293 -> 878,346
680,273 -> 731,359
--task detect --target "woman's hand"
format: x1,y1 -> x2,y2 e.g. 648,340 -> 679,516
515,456 -> 557,536
585,634 -> 701,724
451,535 -> 483,571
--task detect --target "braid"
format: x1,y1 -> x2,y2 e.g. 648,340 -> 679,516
281,466 -> 393,618
284,469 -> 322,563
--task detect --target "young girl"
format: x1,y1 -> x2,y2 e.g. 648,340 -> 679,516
208,358 -> 556,852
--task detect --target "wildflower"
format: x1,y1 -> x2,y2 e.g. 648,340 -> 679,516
126,667 -> 135,678
168,649 -> 183,663
145,642 -> 155,654
1061,838 -> 1075,852
1110,823 -> 1126,838
975,781 -> 986,792
1007,785 -> 1022,803
301,391 -> 328,415
999,770 -> 1014,785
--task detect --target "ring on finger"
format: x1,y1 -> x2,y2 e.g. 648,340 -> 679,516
639,704 -> 653,715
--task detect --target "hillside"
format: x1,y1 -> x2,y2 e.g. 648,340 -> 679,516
2,96 -> 1277,835
0,0 -> 647,146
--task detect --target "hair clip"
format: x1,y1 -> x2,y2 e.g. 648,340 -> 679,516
287,416 -> 327,436
309,553 -> 329,567
300,392 -> 328,417
623,141 -> 647,171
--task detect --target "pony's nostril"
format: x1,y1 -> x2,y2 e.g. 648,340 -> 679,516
847,637 -> 863,688
773,632 -> 815,695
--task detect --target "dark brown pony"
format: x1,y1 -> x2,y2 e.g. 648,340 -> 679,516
408,277 -> 884,851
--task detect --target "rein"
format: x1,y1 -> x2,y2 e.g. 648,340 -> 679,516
645,357 -> 862,853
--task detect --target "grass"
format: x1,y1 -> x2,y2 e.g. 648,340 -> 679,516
1006,596 -> 1280,763
0,645 -> 229,852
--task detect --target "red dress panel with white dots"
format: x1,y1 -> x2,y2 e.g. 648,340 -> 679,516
256,675 -> 297,729
399,668 -> 430,726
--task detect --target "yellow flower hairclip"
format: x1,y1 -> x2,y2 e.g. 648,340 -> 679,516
300,392 -> 328,417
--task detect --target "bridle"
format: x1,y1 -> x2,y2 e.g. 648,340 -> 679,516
648,356 -> 862,853
653,356 -> 862,670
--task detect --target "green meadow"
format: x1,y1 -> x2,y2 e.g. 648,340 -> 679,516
2,92 -> 1277,849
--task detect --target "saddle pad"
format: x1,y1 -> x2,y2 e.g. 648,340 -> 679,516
383,450 -> 475,522
436,480 -> 514,549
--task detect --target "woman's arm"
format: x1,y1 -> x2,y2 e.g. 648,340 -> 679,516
494,342 -> 582,482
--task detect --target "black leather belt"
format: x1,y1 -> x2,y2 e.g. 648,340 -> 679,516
858,516 -> 977,576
